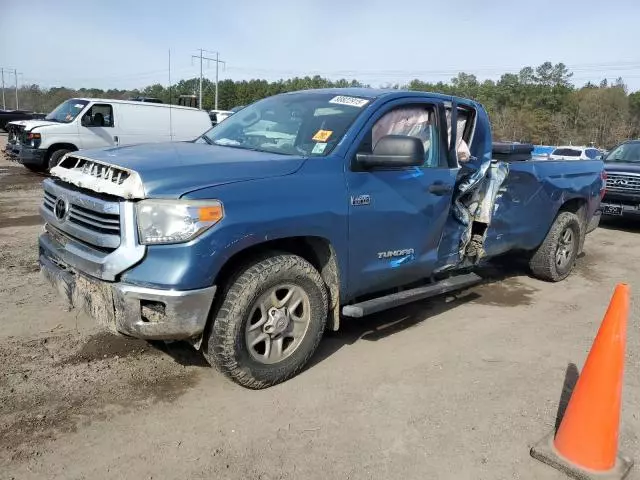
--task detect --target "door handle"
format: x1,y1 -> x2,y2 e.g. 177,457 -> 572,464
114,135 -> 119,146
428,183 -> 453,195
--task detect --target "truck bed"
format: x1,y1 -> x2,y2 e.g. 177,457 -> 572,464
486,159 -> 604,256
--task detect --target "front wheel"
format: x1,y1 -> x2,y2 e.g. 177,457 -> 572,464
204,253 -> 328,389
47,148 -> 71,171
529,211 -> 581,282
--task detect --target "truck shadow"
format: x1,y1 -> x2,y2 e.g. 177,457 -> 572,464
598,217 -> 640,233
308,259 -> 534,370
150,340 -> 211,368
151,259 -> 537,372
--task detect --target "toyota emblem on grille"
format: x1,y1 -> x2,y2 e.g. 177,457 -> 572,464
54,198 -> 69,221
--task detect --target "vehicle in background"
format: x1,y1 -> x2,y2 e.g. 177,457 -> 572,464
532,145 -> 555,160
128,96 -> 163,104
600,140 -> 640,218
178,95 -> 199,109
0,109 -> 46,131
549,146 -> 602,161
209,109 -> 233,126
38,88 -> 604,389
5,98 -> 211,171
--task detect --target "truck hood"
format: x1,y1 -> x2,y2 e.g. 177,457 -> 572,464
9,119 -> 59,131
604,161 -> 640,174
50,141 -> 307,199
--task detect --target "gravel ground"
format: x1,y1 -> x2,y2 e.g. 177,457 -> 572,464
0,133 -> 638,480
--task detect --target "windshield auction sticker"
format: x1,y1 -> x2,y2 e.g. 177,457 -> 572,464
329,96 -> 369,108
312,130 -> 333,142
312,142 -> 327,154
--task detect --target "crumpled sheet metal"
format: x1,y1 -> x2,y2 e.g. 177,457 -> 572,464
450,157 -> 510,265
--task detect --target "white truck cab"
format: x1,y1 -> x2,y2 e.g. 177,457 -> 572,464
208,109 -> 234,125
9,98 -> 212,171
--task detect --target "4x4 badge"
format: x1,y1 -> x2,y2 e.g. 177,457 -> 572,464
351,194 -> 371,206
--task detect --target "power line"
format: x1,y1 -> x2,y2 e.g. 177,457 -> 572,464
0,67 -> 22,109
191,49 -> 225,110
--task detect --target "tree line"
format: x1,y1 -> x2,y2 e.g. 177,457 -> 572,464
3,62 -> 640,148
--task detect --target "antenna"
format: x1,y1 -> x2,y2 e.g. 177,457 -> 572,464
168,49 -> 173,141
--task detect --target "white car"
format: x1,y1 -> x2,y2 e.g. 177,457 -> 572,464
548,146 -> 602,161
9,98 -> 212,171
209,109 -> 234,125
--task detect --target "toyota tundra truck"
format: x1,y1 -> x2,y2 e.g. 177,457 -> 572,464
38,89 -> 605,389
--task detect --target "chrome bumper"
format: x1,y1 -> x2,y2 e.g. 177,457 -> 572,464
39,249 -> 216,341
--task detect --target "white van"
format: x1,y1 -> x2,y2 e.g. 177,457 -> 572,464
9,98 -> 211,171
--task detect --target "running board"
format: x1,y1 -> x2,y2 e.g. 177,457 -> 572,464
341,272 -> 482,318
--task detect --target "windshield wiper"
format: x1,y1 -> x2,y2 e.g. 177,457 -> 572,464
215,142 -> 293,156
201,135 -> 214,145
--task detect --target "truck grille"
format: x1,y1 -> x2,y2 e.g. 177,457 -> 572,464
7,125 -> 24,146
605,173 -> 640,193
41,181 -> 122,251
58,155 -> 131,185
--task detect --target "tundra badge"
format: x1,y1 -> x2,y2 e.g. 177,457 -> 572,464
378,248 -> 415,259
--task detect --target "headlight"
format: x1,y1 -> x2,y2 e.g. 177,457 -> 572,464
27,132 -> 41,148
136,199 -> 224,245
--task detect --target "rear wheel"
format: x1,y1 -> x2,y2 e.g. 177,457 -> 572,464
47,148 -> 71,171
529,212 -> 581,282
204,253 -> 328,389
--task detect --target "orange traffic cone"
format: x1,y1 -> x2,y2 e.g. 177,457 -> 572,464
530,283 -> 634,480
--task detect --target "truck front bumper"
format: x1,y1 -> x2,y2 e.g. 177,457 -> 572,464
18,145 -> 45,166
601,192 -> 640,219
4,141 -> 19,159
39,247 -> 216,341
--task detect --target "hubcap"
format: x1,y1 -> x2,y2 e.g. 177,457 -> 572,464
245,284 -> 311,365
555,228 -> 575,269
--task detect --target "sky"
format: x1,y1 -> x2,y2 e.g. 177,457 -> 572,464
1,0 -> 640,91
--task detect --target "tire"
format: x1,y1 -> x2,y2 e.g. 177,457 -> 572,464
204,253 -> 328,389
47,148 -> 71,171
529,211 -> 581,282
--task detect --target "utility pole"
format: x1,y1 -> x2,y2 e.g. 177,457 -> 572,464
214,51 -> 226,111
14,69 -> 20,110
191,49 -> 225,110
1,68 -> 5,109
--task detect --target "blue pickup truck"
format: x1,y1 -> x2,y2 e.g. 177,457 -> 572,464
38,88 -> 604,388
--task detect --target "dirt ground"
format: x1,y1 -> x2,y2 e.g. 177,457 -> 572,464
0,133 -> 638,480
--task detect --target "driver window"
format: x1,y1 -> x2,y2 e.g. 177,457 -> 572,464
82,104 -> 114,128
364,105 -> 441,168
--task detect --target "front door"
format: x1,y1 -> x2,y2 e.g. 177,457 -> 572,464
79,103 -> 117,150
345,100 -> 458,298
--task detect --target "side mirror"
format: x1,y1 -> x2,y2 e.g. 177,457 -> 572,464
81,115 -> 92,127
356,135 -> 424,168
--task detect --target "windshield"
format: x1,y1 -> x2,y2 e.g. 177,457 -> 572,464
200,92 -> 370,156
552,148 -> 581,157
45,99 -> 89,123
605,142 -> 640,163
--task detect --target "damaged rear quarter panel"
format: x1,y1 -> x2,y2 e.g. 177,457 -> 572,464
483,159 -> 604,257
